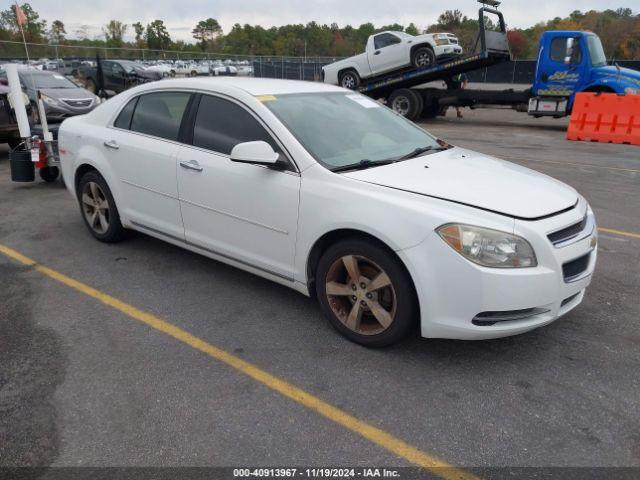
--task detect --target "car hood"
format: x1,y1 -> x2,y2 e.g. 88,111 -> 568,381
342,147 -> 579,220
39,87 -> 94,100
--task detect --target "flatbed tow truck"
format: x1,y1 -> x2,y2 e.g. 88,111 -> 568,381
354,1 -> 640,120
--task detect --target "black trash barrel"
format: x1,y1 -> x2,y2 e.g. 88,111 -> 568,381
9,148 -> 35,182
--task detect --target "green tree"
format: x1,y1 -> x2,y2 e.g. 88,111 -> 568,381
103,20 -> 127,47
405,23 -> 419,36
48,19 -> 65,44
132,21 -> 145,47
0,3 -> 46,42
192,18 -> 222,51
145,20 -> 172,50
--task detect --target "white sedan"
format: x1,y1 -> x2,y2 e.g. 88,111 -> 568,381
58,78 -> 597,347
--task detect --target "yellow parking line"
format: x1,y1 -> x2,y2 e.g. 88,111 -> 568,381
598,227 -> 640,240
0,242 -> 476,480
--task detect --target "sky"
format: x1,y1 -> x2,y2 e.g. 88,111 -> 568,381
27,0 -> 636,42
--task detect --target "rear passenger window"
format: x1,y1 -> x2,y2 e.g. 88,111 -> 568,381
114,97 -> 138,129
130,92 -> 191,141
192,95 -> 278,155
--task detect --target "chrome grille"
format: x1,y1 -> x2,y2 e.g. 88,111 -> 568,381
63,98 -> 93,108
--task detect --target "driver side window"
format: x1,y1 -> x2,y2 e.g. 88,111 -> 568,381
191,95 -> 281,156
374,33 -> 401,50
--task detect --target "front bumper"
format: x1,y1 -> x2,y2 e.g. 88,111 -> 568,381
399,200 -> 597,340
433,44 -> 463,59
43,102 -> 94,121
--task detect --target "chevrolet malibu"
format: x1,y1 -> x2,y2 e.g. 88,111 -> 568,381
58,78 -> 597,347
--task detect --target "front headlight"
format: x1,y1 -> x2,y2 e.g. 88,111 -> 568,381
437,224 -> 537,268
41,94 -> 60,106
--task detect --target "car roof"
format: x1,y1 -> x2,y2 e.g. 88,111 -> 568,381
140,77 -> 347,96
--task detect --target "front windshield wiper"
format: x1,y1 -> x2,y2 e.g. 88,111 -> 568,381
331,158 -> 396,173
395,145 -> 446,161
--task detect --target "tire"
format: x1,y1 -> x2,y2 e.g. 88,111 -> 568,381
170,70 -> 176,77
315,239 -> 418,347
39,166 -> 59,183
85,78 -> 97,94
190,70 -> 198,77
77,171 -> 126,243
411,46 -> 436,69
388,89 -> 422,121
339,70 -> 360,90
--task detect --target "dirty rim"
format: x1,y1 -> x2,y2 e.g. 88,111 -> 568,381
81,181 -> 110,234
342,73 -> 356,89
325,255 -> 397,335
391,95 -> 411,116
415,51 -> 432,67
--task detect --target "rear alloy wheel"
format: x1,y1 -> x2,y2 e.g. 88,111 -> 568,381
339,70 -> 360,90
316,240 -> 417,347
78,171 -> 125,243
412,47 -> 436,69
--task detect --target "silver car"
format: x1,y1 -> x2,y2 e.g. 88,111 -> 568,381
17,70 -> 98,122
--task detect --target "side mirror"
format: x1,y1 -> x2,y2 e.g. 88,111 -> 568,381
230,141 -> 281,167
564,37 -> 575,65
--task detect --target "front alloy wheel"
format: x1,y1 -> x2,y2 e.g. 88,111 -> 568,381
326,255 -> 397,335
316,239 -> 417,347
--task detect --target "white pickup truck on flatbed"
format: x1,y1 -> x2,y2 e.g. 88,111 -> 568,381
322,31 -> 463,89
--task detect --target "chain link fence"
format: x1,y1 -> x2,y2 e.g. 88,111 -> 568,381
1,40 -> 639,85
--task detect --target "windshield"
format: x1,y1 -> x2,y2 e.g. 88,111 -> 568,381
23,73 -> 77,89
586,35 -> 607,67
263,92 -> 441,170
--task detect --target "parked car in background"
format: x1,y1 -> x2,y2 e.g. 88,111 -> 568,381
61,59 -> 82,77
82,60 -> 163,95
58,78 -> 596,347
144,63 -> 173,77
211,65 -> 238,76
171,61 -> 210,77
1,70 -> 99,122
323,31 -> 463,89
43,60 -> 63,71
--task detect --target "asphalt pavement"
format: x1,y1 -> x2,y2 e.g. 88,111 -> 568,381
0,108 -> 638,476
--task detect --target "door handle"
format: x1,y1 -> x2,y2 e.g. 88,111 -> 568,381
179,160 -> 203,172
103,140 -> 119,149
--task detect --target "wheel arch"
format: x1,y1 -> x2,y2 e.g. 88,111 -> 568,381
581,84 -> 617,94
74,163 -> 100,195
305,228 -> 418,303
338,66 -> 360,80
410,42 -> 435,58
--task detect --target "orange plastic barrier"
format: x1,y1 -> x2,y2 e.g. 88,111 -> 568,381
567,92 -> 640,146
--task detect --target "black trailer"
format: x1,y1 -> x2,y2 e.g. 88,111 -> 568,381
356,6 -> 518,120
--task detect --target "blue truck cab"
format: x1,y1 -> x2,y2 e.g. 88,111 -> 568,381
529,30 -> 640,117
